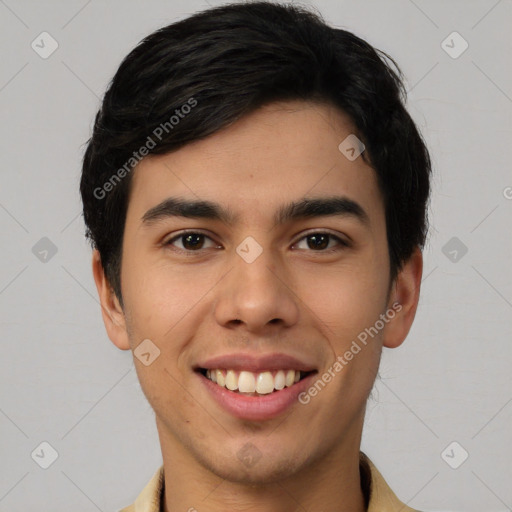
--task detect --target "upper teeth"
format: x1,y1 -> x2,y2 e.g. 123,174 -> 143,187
205,369 -> 302,394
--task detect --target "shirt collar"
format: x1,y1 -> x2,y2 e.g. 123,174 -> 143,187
123,451 -> 418,512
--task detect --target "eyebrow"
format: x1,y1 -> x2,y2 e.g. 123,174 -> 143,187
141,195 -> 370,228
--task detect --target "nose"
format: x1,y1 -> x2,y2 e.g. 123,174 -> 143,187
213,242 -> 300,334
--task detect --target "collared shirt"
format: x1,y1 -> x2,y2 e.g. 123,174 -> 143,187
119,451 -> 420,512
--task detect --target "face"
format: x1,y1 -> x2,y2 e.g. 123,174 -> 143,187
94,100 -> 421,485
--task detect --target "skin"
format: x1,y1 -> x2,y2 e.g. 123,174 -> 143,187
93,100 -> 422,512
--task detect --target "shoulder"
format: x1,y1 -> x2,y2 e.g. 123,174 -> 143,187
117,464 -> 165,512
361,451 -> 422,512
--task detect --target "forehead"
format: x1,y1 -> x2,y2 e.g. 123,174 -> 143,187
127,100 -> 384,227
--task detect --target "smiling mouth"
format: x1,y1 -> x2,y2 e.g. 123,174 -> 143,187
196,368 -> 316,396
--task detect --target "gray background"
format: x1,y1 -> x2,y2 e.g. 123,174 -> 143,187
0,0 -> 511,510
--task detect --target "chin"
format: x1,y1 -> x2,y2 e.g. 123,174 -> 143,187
209,458 -> 303,486
190,440 -> 307,485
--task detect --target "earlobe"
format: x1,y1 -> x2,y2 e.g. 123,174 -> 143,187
91,250 -> 131,351
382,246 -> 423,349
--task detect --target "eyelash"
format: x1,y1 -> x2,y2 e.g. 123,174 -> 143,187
163,230 -> 350,255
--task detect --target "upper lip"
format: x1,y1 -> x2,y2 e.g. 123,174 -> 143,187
195,352 -> 317,373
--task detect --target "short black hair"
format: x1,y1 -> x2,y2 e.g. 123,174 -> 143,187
80,1 -> 432,304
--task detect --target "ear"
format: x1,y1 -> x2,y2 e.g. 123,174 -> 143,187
382,246 -> 423,349
91,249 -> 131,350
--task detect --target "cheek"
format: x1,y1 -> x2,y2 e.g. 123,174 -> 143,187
314,256 -> 385,300
122,257 -> 203,337
301,262 -> 388,350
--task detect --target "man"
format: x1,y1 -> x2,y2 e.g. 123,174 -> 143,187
80,2 -> 431,511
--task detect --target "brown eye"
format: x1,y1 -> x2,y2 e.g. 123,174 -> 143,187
306,233 -> 329,250
165,232 -> 218,251
294,232 -> 348,251
181,233 -> 205,250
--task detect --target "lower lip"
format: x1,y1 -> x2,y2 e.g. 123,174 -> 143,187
197,371 -> 317,421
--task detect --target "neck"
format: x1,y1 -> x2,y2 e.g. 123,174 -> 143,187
157,418 -> 368,512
